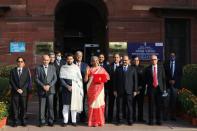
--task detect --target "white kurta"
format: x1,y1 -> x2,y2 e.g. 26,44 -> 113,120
60,64 -> 84,112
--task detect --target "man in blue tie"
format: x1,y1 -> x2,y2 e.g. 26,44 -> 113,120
164,52 -> 182,121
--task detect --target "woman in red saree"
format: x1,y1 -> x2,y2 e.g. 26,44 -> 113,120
85,56 -> 110,127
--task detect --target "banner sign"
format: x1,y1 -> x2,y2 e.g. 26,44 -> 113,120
127,42 -> 164,61
10,42 -> 26,53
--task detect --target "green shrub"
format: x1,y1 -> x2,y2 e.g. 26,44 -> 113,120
178,88 -> 197,117
0,65 -> 16,78
181,64 -> 197,95
0,102 -> 8,120
0,77 -> 10,102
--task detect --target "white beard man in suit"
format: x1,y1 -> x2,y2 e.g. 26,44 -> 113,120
10,57 -> 32,127
114,55 -> 138,126
35,55 -> 57,127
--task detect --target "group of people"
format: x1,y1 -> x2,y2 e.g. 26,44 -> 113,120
9,51 -> 182,127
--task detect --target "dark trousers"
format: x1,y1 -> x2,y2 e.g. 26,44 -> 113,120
116,94 -> 133,123
79,84 -> 87,121
107,89 -> 115,122
53,91 -> 63,119
39,94 -> 54,124
133,88 -> 145,121
11,94 -> 27,122
168,87 -> 178,118
148,88 -> 162,123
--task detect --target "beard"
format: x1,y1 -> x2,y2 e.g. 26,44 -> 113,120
67,62 -> 72,65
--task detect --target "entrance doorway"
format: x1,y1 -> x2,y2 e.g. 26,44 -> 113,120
54,0 -> 108,62
165,18 -> 191,65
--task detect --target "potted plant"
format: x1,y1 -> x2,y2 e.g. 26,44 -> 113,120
0,102 -> 8,128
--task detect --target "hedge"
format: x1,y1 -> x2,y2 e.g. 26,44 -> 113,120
182,64 -> 197,95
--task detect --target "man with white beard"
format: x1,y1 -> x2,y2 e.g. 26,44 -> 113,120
60,53 -> 83,127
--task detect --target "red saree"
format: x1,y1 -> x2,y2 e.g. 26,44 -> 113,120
87,66 -> 109,127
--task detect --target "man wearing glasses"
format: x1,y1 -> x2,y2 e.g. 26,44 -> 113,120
145,55 -> 166,125
10,57 -> 32,127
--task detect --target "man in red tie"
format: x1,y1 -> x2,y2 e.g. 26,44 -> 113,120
145,55 -> 166,125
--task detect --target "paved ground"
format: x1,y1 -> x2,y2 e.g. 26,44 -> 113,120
1,96 -> 197,131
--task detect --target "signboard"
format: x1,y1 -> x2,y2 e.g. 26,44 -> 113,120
35,42 -> 54,55
109,42 -> 127,50
127,42 -> 164,61
10,42 -> 26,53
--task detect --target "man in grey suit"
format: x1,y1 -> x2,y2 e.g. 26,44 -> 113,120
35,55 -> 57,127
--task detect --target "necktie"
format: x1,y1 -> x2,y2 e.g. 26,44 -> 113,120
44,66 -> 48,76
18,69 -> 22,77
153,66 -> 158,88
170,61 -> 175,77
123,66 -> 127,72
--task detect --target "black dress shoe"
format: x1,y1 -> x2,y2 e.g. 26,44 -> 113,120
148,121 -> 153,125
170,117 -> 177,121
72,123 -> 77,127
39,123 -> 46,127
128,122 -> 133,126
48,123 -> 54,127
115,121 -> 121,126
156,121 -> 162,125
21,122 -> 27,127
61,123 -> 67,127
138,119 -> 146,123
12,122 -> 18,127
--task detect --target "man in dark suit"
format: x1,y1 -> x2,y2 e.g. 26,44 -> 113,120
145,55 -> 166,125
98,53 -> 110,118
132,56 -> 146,123
74,51 -> 89,122
107,53 -> 121,123
10,57 -> 32,127
114,55 -> 138,125
164,52 -> 182,121
35,55 -> 57,127
49,51 -> 64,120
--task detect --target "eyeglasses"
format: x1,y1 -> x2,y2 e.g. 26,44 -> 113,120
17,61 -> 24,63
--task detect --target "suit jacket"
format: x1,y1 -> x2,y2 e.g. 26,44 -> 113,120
9,67 -> 31,96
133,65 -> 145,91
114,65 -> 138,96
108,62 -> 121,91
164,60 -> 182,89
35,64 -> 57,96
145,64 -> 166,94
74,61 -> 88,79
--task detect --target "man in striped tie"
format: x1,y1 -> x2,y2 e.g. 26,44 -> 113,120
145,55 -> 166,125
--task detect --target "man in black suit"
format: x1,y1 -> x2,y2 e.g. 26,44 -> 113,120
35,55 -> 57,127
107,53 -> 121,123
10,57 -> 32,127
145,55 -> 166,125
132,56 -> 146,123
114,55 -> 138,125
49,51 -> 64,120
74,51 -> 89,122
164,52 -> 182,121
98,53 -> 110,118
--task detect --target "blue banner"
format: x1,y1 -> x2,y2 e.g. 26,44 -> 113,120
10,42 -> 26,53
127,42 -> 164,61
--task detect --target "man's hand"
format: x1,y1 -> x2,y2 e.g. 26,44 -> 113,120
68,86 -> 72,92
169,80 -> 175,85
43,85 -> 50,92
113,91 -> 117,97
17,89 -> 23,94
133,91 -> 137,97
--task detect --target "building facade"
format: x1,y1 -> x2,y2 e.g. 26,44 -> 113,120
0,0 -> 197,67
